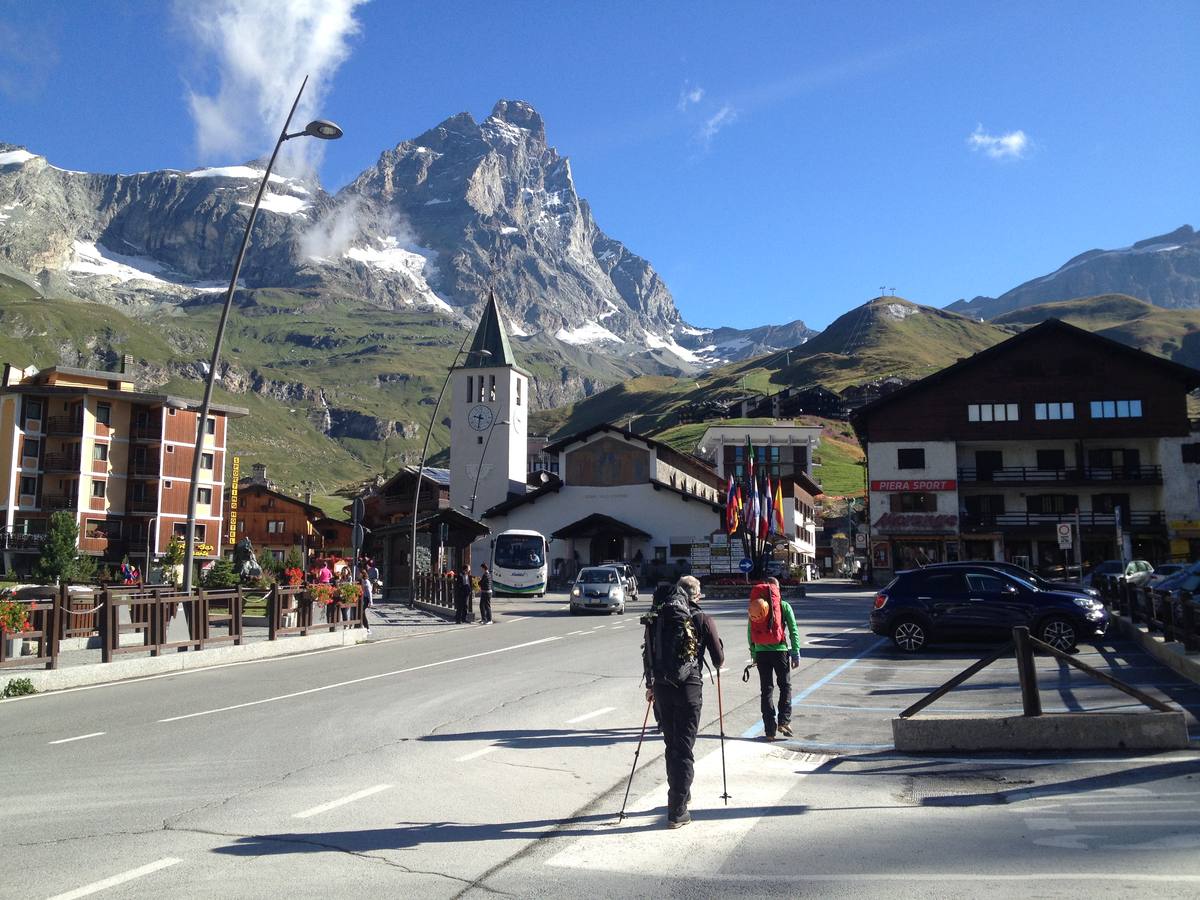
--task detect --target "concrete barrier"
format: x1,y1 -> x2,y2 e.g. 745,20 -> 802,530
4,628 -> 367,694
892,711 -> 1189,753
1113,616 -> 1200,686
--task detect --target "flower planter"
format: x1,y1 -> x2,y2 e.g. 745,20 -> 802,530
3,635 -> 31,658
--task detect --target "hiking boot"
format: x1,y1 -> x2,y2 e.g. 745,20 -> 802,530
668,809 -> 691,829
762,732 -> 778,742
777,723 -> 793,737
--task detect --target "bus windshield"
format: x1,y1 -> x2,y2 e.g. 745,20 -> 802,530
494,535 -> 545,570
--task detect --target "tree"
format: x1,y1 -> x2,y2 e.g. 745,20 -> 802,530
34,511 -> 93,584
284,545 -> 304,571
201,558 -> 239,589
257,547 -> 281,580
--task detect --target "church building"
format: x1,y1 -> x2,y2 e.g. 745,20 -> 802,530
448,297 -> 723,584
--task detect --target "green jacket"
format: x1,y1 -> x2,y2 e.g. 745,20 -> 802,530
748,599 -> 799,659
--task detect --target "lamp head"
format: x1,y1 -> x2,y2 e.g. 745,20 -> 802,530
304,119 -> 343,140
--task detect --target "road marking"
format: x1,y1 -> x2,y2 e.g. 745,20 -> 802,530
567,706 -> 615,724
293,784 -> 391,819
567,630 -> 586,635
158,636 -> 564,723
505,616 -> 529,623
742,637 -> 887,738
592,625 -> 606,630
47,858 -> 181,900
48,732 -> 105,745
547,740 -> 826,875
456,746 -> 498,762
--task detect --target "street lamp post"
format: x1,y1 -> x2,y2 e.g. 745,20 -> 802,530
182,76 -> 342,593
407,344 -> 491,607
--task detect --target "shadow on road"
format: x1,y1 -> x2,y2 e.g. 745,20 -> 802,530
210,804 -> 810,855
418,727 -> 648,749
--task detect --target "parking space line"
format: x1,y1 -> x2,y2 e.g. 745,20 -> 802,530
567,706 -> 615,724
293,784 -> 392,819
48,732 -> 105,745
47,858 -> 181,900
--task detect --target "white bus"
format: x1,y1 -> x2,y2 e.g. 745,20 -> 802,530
491,529 -> 548,597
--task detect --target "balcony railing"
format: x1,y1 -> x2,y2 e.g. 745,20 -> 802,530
958,465 -> 1163,485
0,531 -> 46,551
960,510 -> 1166,531
127,496 -> 158,514
131,425 -> 162,442
45,415 -> 83,435
43,452 -> 82,473
42,494 -> 79,511
128,461 -> 160,478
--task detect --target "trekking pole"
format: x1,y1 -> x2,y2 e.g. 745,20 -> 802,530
717,667 -> 731,804
618,697 -> 654,822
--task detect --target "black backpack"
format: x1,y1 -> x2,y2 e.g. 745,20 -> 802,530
646,585 -> 701,686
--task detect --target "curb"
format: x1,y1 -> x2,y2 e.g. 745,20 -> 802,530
893,711 -> 1189,752
1112,615 -> 1200,685
3,629 -> 367,694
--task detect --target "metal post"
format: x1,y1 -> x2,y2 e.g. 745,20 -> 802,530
1181,591 -> 1198,652
1012,626 -> 1042,716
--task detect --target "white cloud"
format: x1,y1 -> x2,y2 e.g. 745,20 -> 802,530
177,0 -> 367,173
967,124 -> 1030,160
677,83 -> 705,112
698,104 -> 738,148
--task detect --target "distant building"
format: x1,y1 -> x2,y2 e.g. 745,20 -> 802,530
695,423 -> 824,569
852,320 -> 1200,581
738,385 -> 848,421
225,477 -> 349,562
527,434 -> 559,476
0,360 -> 247,574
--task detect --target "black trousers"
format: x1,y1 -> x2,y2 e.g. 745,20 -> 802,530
479,592 -> 493,623
655,679 -> 702,817
756,650 -> 792,735
454,593 -> 470,623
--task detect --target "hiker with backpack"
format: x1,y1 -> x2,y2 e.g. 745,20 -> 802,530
641,575 -> 724,829
747,576 -> 800,740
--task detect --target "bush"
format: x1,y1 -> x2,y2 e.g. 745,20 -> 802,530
337,582 -> 363,605
202,558 -> 240,589
284,546 -> 304,571
2,677 -> 36,698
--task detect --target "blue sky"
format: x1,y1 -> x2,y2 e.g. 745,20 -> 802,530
2,1 -> 1198,330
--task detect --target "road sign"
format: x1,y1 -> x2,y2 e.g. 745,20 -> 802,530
738,557 -> 753,573
855,532 -> 867,548
1057,522 -> 1073,549
352,497 -> 365,524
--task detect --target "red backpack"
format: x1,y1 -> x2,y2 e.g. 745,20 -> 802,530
748,581 -> 786,645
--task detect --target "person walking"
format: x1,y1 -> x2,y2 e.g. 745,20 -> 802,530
454,567 -> 474,624
747,576 -> 800,740
316,560 -> 333,585
642,574 -> 723,829
478,562 -> 494,624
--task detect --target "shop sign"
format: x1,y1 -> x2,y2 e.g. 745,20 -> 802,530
873,512 -> 959,533
872,541 -> 891,569
871,479 -> 956,492
227,455 -> 240,546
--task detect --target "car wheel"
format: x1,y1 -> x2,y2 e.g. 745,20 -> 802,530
1038,616 -> 1077,653
890,618 -> 927,653
617,604 -> 625,615
569,606 -> 578,616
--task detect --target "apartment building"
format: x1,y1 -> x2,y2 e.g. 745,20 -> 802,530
0,361 -> 247,574
852,320 -> 1200,581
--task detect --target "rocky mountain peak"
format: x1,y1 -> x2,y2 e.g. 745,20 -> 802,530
486,99 -> 546,144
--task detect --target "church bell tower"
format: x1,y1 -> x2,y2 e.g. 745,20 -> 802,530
449,292 -> 529,518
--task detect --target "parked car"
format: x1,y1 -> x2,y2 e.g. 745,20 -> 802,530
870,566 -> 1109,653
1082,559 -> 1154,589
599,561 -> 639,601
1146,562 -> 1200,620
569,567 -> 627,615
1148,563 -> 1187,587
935,560 -> 1100,599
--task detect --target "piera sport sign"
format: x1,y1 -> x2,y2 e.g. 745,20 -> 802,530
870,480 -> 957,492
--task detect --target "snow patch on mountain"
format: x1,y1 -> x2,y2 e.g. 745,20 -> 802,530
68,241 -> 173,284
342,237 -> 452,313
0,149 -> 37,167
645,332 -> 703,364
240,193 -> 309,216
556,322 -> 621,346
186,165 -> 289,183
883,302 -> 919,320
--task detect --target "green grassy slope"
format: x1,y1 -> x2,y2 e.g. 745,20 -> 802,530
993,294 -> 1200,368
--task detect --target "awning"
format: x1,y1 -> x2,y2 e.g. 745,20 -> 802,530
374,508 -> 490,540
552,513 -> 651,540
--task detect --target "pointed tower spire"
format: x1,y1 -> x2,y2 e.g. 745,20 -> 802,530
464,291 -> 515,368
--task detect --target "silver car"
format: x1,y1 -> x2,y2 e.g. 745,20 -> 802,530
570,567 -> 626,615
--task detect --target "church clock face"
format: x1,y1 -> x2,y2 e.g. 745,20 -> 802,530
468,405 -> 495,431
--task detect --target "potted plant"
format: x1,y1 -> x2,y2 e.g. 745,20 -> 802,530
335,582 -> 363,623
0,591 -> 31,659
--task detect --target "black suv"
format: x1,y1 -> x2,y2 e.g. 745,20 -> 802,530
931,560 -> 1100,599
870,565 -> 1109,653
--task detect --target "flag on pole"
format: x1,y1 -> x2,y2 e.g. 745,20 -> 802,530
773,477 -> 786,534
748,472 -> 759,537
725,476 -> 738,534
745,435 -> 755,485
764,474 -> 775,536
758,472 -> 769,540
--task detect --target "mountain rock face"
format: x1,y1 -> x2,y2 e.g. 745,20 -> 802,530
0,102 -> 810,388
948,225 -> 1200,320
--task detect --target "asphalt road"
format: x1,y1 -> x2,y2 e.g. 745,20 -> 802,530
4,584 -> 1200,899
